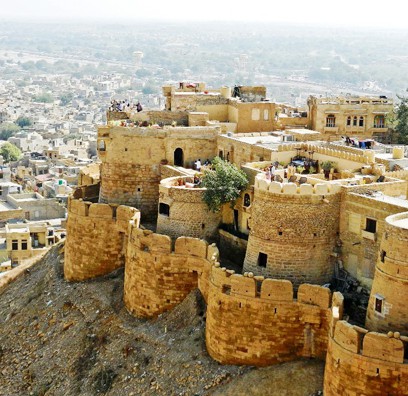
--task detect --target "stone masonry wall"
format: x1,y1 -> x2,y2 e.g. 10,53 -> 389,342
324,320 -> 408,396
366,212 -> 408,334
205,269 -> 341,366
339,192 -> 408,288
156,177 -> 221,241
124,228 -> 219,317
64,198 -> 140,281
243,178 -> 342,288
123,228 -> 343,366
97,125 -> 218,221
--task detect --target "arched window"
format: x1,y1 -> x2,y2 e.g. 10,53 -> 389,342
374,115 -> 385,128
174,148 -> 184,166
243,193 -> 251,207
346,116 -> 351,126
326,114 -> 336,127
353,116 -> 358,126
359,116 -> 364,127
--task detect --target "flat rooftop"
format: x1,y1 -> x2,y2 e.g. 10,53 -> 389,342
393,218 -> 408,230
0,201 -> 16,212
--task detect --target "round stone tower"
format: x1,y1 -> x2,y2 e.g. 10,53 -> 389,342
156,176 -> 220,241
366,212 -> 408,335
243,175 -> 342,288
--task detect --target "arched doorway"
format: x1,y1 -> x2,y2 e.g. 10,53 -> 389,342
174,148 -> 184,166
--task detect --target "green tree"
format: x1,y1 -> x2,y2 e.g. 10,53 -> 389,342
395,91 -> 408,144
0,142 -> 22,162
15,116 -> 32,128
60,93 -> 73,106
0,123 -> 21,140
201,157 -> 248,213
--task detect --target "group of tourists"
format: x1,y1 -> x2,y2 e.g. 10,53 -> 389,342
109,100 -> 143,113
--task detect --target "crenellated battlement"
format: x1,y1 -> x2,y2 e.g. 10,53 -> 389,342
324,320 -> 408,395
64,198 -> 140,281
255,174 -> 342,196
331,321 -> 407,363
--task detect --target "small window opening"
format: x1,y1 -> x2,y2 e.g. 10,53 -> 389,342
21,240 -> 28,250
365,218 -> 377,233
380,250 -> 386,263
375,296 -> 383,314
243,193 -> 251,207
159,203 -> 170,216
222,285 -> 231,295
258,252 -> 267,267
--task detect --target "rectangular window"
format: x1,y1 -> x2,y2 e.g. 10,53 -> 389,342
21,240 -> 28,250
251,108 -> 260,121
159,203 -> 170,216
380,250 -> 386,263
12,240 -> 18,250
365,218 -> 377,233
375,295 -> 384,314
258,252 -> 267,267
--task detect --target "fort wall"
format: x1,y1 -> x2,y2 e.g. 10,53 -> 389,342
123,228 -> 218,317
156,176 -> 221,241
123,228 -> 343,366
243,176 -> 341,287
324,320 -> 408,396
206,272 -> 342,365
366,212 -> 408,334
64,198 -> 140,281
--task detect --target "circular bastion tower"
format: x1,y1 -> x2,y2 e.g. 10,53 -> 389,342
243,174 -> 342,288
156,176 -> 220,241
366,212 -> 408,335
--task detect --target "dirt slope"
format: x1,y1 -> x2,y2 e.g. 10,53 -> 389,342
0,244 -> 324,396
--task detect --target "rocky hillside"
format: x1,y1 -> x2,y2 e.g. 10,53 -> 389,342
0,244 -> 324,396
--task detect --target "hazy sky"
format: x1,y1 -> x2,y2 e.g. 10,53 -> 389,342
1,0 -> 407,29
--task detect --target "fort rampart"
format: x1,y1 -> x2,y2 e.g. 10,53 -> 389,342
205,269 -> 343,365
122,228 -> 343,366
324,320 -> 408,396
243,176 -> 341,287
124,228 -> 218,317
64,198 -> 140,281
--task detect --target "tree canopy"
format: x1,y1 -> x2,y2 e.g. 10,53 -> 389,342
395,91 -> 408,145
15,116 -> 32,128
201,157 -> 248,213
0,122 -> 21,140
0,142 -> 22,162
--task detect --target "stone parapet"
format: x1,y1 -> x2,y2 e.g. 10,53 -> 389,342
124,228 -> 218,317
324,320 -> 408,396
64,198 -> 140,281
206,270 -> 342,365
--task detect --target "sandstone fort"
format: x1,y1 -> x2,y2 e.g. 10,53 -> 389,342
63,82 -> 408,395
